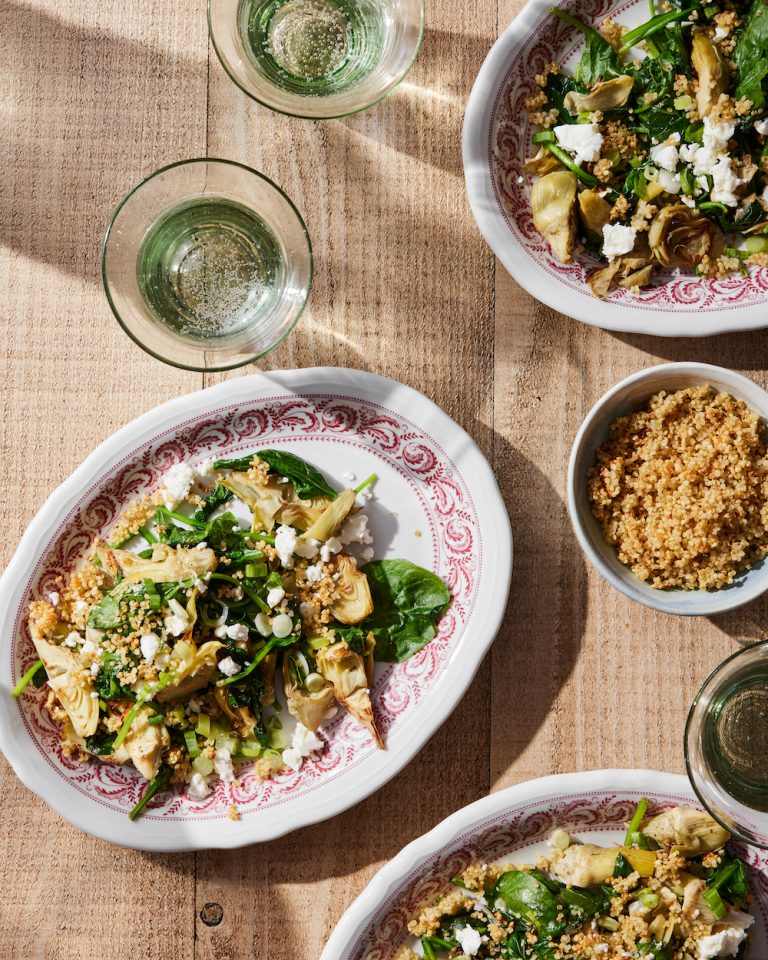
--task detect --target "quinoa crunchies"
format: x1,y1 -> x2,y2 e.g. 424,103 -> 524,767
587,386 -> 768,590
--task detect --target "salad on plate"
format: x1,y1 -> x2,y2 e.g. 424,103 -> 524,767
12,449 -> 450,821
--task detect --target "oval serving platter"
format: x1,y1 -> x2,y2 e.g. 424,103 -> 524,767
322,769 -> 768,958
0,368 -> 512,851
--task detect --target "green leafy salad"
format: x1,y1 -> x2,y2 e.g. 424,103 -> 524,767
525,0 -> 768,297
398,802 -> 754,960
14,450 -> 450,820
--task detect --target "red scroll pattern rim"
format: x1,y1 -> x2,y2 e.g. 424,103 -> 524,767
349,789 -> 768,959
9,394 -> 480,822
488,0 -> 768,313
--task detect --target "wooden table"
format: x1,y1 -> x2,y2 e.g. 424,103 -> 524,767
2,1 -> 766,956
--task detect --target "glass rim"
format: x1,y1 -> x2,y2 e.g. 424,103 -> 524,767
207,0 -> 426,120
684,639 -> 768,847
101,157 -> 313,373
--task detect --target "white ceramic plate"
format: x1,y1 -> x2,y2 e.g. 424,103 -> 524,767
0,368 -> 512,851
462,0 -> 768,337
322,769 -> 768,958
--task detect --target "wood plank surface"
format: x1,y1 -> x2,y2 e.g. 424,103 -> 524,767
1,0 -> 765,956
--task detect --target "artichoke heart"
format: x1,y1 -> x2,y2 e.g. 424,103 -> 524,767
682,878 -> 721,923
524,146 -> 563,176
648,204 -> 723,267
552,844 -> 656,888
564,75 -> 634,114
578,189 -> 613,238
531,171 -> 578,263
283,651 -> 336,732
123,705 -> 169,780
214,687 -> 259,738
301,489 -> 357,542
33,636 -> 98,738
692,31 -> 729,119
316,642 -> 382,747
156,640 -> 224,702
278,490 -> 334,532
110,543 -> 217,584
643,807 -> 730,856
329,555 -> 374,625
222,473 -> 284,533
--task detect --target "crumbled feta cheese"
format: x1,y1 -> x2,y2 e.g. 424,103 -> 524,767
698,911 -> 754,958
80,639 -> 99,657
679,142 -> 699,164
161,462 -> 196,510
47,591 -> 60,607
73,600 -> 88,616
188,698 -> 201,713
217,656 -> 241,677
254,613 -> 272,637
281,722 -> 323,772
187,772 -> 212,799
304,564 -> 323,582
164,613 -> 189,637
213,748 -> 235,782
294,538 -> 320,559
342,471 -> 356,483
225,623 -> 249,642
271,613 -> 294,638
90,662 -> 100,676
320,536 -> 342,562
266,586 -> 285,608
456,925 -> 484,956
214,624 -> 229,638
602,223 -> 637,260
139,632 -> 161,662
681,194 -> 696,207
274,525 -> 297,567
517,174 -> 524,184
657,168 -> 682,194
553,122 -> 603,164
197,457 -> 216,477
703,118 -> 736,152
755,118 -> 768,136
360,546 -> 375,562
339,513 -> 373,546
711,156 -> 744,206
650,139 -> 679,172
763,184 -> 768,203
63,631 -> 81,648
628,900 -> 650,916
714,25 -> 728,40
357,487 -> 374,505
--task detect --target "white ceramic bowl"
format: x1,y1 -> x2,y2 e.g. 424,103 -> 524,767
321,769 -> 768,958
462,0 -> 768,337
568,362 -> 768,616
0,369 -> 512,850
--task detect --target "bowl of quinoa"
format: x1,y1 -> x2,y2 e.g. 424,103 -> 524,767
568,362 -> 768,615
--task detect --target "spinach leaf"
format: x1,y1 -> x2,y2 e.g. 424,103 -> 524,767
87,592 -> 123,630
701,200 -> 766,233
631,56 -> 675,98
95,651 -> 133,701
613,851 -> 634,877
578,30 -> 624,84
255,449 -> 338,500
332,624 -> 369,656
495,870 -> 610,939
544,73 -> 582,125
635,944 -> 675,959
640,107 -> 689,142
213,449 -> 338,501
734,0 -> 768,110
707,855 -> 750,910
193,483 -> 233,523
504,930 -> 557,959
351,559 -> 450,662
166,510 -> 241,550
85,731 -> 117,755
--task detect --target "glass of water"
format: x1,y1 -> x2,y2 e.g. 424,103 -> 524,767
102,159 -> 312,371
686,642 -> 768,848
208,0 -> 424,118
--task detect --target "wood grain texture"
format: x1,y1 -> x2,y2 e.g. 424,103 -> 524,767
2,0 -> 767,956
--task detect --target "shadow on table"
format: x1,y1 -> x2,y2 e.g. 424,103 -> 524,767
1,0 -> 206,284
608,330 -> 768,371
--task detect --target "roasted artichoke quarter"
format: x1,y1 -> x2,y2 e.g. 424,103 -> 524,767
301,488 -> 357,542
283,650 -> 336,732
564,75 -> 635,114
552,843 -> 656,888
643,807 -> 731,856
692,31 -> 729,119
531,171 -> 578,263
578,189 -> 613,239
330,555 -> 374,625
648,204 -> 724,267
524,146 -> 563,177
316,642 -> 383,748
222,473 -> 285,533
33,636 -> 99,739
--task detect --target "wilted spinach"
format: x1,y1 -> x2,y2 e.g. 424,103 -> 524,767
734,0 -> 768,109
85,731 -> 117,755
213,449 -> 338,501
494,869 -> 610,939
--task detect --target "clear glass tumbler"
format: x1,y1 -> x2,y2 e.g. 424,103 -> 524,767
686,641 -> 768,847
208,0 -> 424,118
102,158 -> 312,372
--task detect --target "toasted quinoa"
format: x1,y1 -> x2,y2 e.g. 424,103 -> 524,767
587,386 -> 768,590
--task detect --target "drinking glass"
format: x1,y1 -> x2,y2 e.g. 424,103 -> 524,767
208,0 -> 424,118
686,641 -> 768,847
102,158 -> 312,371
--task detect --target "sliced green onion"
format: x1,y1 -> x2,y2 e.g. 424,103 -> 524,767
639,889 -> 660,910
703,887 -> 727,920
147,713 -> 165,726
625,797 -> 649,846
545,143 -> 598,186
532,130 -> 556,144
745,235 -> 768,254
673,94 -> 693,111
11,659 -> 44,698
196,713 -> 211,737
598,916 -> 620,931
354,473 -> 378,494
619,7 -> 693,53
245,562 -> 267,579
307,634 -> 332,651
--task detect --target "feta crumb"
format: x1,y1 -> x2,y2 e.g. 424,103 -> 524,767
225,622 -> 249,642
281,722 -> 323,772
657,168 -> 682,194
217,656 -> 241,677
299,601 -> 314,618
164,598 -> 190,637
266,586 -> 285,608
73,600 -> 88,616
304,564 -> 323,582
456,925 -> 484,956
274,525 -> 297,567
196,457 -> 216,478
711,156 -> 744,206
553,122 -> 603,164
213,748 -> 235,782
90,662 -> 100,676
80,639 -> 99,657
63,631 -> 81,648
755,118 -> 768,136
681,194 -> 696,207
139,632 -> 161,663
357,487 -> 374,505
650,139 -> 679,172
294,537 -> 320,559
714,24 -> 728,39
602,223 -> 637,260
161,462 -> 196,510
282,747 -> 303,772
47,591 -> 60,607
214,624 -> 229,639
320,536 -> 342,562
517,174 -> 524,184
339,513 -> 373,546
698,910 -> 754,958
360,546 -> 374,562
342,471 -> 356,483
187,772 -> 212,799
254,613 -> 272,637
